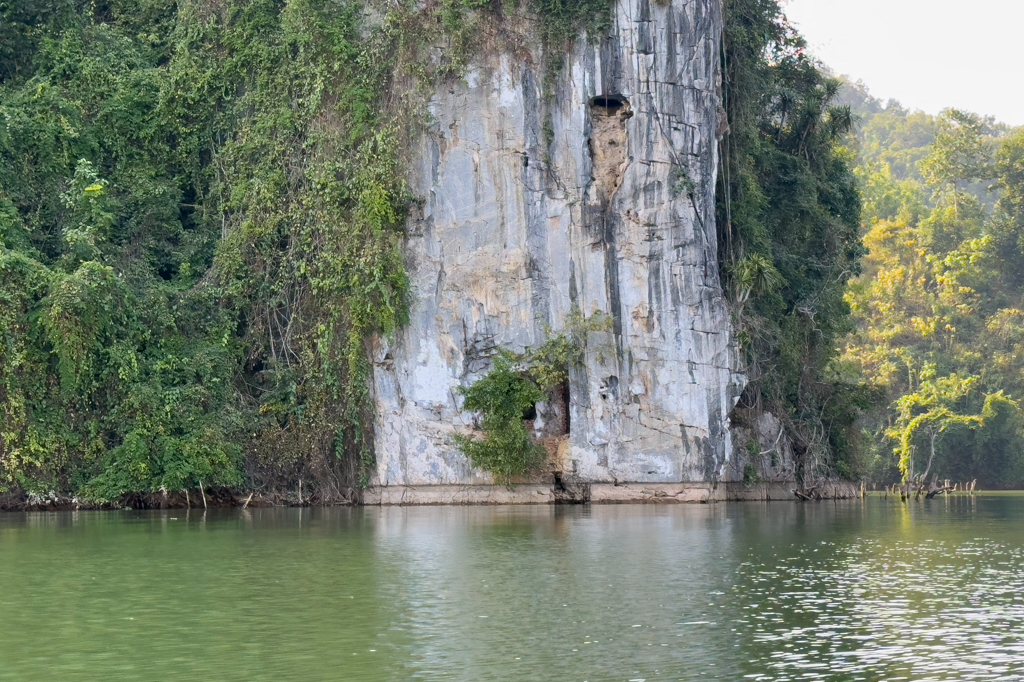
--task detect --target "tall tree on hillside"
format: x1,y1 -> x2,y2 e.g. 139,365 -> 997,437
917,110 -> 993,252
920,109 -> 993,217
989,130 -> 1024,282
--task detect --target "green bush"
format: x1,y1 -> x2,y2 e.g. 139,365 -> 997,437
453,313 -> 607,482
454,353 -> 547,485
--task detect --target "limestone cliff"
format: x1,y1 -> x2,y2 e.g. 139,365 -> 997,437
370,0 -> 746,494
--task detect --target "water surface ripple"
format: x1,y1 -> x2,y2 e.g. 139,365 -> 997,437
1,495 -> 1022,680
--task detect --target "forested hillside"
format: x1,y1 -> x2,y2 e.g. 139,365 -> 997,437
840,83 -> 1024,487
6,0 -> 1016,505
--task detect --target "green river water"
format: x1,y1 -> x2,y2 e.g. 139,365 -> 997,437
1,495 -> 1023,681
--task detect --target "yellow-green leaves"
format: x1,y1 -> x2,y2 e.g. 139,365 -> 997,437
845,90 -> 1024,484
885,369 -> 1016,482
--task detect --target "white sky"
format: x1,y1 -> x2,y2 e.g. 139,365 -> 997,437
782,0 -> 1024,126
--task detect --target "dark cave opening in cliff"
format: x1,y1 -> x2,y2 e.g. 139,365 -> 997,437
590,94 -> 629,115
547,380 -> 571,437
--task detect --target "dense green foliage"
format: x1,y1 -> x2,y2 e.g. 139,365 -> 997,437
719,0 -> 866,485
454,353 -> 548,485
844,92 -> 1024,487
0,0 -> 466,501
840,79 -> 1010,217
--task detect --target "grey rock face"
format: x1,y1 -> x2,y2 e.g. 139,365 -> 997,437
371,0 -> 746,486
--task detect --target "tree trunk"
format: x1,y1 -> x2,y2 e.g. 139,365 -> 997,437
918,429 -> 939,495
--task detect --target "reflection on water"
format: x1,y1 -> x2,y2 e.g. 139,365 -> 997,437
0,496 -> 1022,680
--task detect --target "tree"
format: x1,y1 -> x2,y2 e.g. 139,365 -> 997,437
988,130 -> 1024,282
886,366 -> 1014,489
919,109 -> 994,218
732,254 -> 784,318
996,129 -> 1024,217
720,0 -> 865,486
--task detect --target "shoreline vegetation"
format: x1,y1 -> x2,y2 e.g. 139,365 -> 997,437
11,481 -> 1024,512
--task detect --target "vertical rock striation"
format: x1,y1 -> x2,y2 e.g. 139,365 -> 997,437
371,0 -> 746,492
